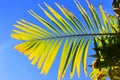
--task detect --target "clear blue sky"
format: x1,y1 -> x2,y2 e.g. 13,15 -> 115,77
0,0 -> 113,80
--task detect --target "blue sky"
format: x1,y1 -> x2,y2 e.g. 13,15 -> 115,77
0,0 -> 113,80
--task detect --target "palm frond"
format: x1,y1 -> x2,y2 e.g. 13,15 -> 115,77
11,0 -> 118,80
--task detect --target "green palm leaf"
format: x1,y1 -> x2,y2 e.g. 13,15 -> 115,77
11,0 -> 118,80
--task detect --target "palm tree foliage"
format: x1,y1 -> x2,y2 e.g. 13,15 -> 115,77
90,34 -> 120,80
11,0 -> 119,80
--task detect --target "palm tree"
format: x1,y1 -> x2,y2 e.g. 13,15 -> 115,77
11,0 -> 120,80
89,0 -> 120,80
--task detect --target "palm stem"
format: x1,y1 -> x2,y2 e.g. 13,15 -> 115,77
39,33 -> 120,40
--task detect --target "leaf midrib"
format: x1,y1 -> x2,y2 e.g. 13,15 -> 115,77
37,33 -> 119,40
